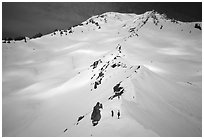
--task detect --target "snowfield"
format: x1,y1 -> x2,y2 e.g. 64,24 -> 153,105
2,11 -> 202,137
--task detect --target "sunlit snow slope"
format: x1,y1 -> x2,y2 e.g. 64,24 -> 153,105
2,11 -> 202,137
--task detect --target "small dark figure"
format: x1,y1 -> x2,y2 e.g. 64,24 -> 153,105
111,110 -> 114,117
117,110 -> 120,119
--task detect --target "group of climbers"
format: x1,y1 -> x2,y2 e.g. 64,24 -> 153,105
91,102 -> 121,126
111,110 -> 120,119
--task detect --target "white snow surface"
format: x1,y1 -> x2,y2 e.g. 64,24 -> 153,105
2,11 -> 202,137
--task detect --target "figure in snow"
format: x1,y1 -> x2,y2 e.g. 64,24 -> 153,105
117,110 -> 120,119
111,110 -> 114,117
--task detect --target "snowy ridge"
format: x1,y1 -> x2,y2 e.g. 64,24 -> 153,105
2,11 -> 202,137
60,44 -> 201,136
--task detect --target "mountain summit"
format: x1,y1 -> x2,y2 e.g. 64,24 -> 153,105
2,11 -> 202,137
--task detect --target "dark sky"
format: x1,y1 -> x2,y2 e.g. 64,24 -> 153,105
2,2 -> 202,38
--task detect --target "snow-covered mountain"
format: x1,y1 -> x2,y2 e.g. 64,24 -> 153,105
2,11 -> 202,137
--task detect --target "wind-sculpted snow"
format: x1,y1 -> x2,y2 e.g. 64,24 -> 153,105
2,11 -> 201,137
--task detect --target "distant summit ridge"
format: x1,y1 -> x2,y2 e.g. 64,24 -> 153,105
3,10 -> 201,43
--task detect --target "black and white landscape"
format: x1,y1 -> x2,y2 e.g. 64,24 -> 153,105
2,3 -> 202,137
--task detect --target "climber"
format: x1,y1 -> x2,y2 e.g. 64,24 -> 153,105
111,110 -> 114,117
117,110 -> 120,119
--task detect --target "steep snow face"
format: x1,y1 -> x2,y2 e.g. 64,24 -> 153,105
2,11 -> 202,137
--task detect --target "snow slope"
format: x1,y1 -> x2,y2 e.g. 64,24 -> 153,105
2,11 -> 202,137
